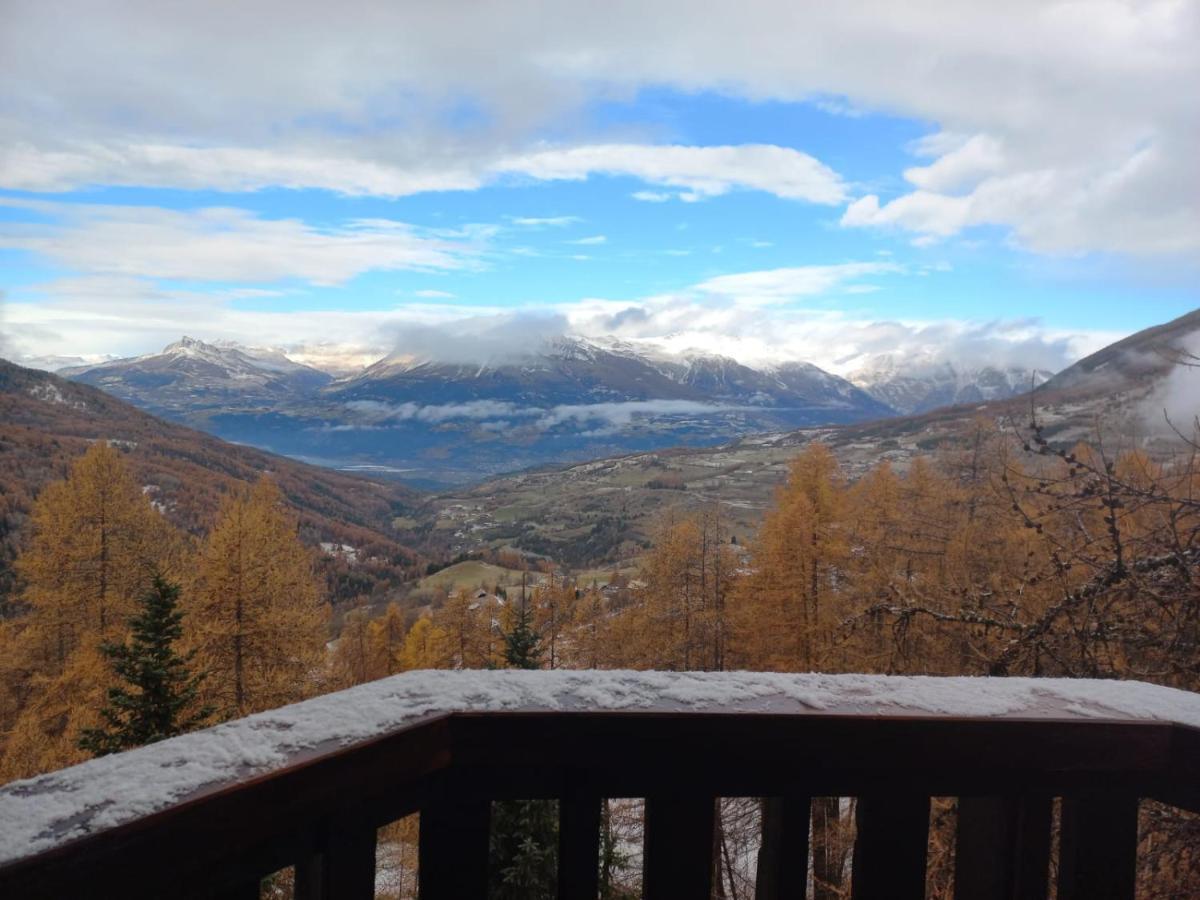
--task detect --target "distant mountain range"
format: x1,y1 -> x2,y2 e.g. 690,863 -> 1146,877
45,334 -> 1057,484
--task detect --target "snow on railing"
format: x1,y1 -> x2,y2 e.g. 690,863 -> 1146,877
4,669 -> 1200,864
3,670 -> 1200,899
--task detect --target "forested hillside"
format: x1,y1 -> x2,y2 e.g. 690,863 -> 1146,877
0,360 -> 425,607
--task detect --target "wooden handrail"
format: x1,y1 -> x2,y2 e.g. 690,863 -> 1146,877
2,671 -> 1199,899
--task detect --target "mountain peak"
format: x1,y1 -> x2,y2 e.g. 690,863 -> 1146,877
162,335 -> 221,357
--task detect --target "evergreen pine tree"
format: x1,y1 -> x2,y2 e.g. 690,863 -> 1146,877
490,600 -> 556,899
503,598 -> 543,670
78,575 -> 211,756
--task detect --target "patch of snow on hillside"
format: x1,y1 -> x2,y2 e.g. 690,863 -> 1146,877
27,382 -> 85,409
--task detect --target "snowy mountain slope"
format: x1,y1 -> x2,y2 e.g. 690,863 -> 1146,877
329,335 -> 891,418
849,355 -> 1053,415
1040,308 -> 1200,394
61,336 -> 333,415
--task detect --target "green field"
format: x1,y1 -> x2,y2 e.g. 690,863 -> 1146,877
415,560 -> 538,595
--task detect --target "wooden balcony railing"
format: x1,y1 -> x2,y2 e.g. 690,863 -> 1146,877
2,670 -> 1199,900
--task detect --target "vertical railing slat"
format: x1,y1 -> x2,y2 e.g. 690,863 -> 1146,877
418,797 -> 491,900
1057,793 -> 1138,900
558,790 -> 601,900
851,794 -> 930,900
954,795 -> 1051,900
294,821 -> 377,900
643,794 -> 716,900
211,880 -> 261,900
755,794 -> 811,900
294,853 -> 323,900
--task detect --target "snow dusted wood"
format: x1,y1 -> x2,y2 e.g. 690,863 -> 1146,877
1,670 -> 1200,898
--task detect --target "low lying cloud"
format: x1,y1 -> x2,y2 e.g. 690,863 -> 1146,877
535,400 -> 727,429
340,396 -> 733,435
2,263 -> 1113,381
1140,336 -> 1200,433
563,265 -> 1106,377
379,312 -> 571,366
346,399 -> 533,423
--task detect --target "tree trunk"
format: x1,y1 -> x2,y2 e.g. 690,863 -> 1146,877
812,797 -> 845,900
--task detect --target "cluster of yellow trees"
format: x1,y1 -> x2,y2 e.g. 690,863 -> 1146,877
332,424 -> 1200,698
617,431 -> 1200,688
0,443 -> 328,781
330,573 -> 602,684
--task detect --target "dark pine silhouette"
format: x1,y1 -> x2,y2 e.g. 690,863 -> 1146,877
78,574 -> 212,756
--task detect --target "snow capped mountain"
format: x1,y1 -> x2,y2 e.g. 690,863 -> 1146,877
61,336 -> 333,415
8,353 -> 101,373
329,335 -> 890,418
848,355 -> 1053,415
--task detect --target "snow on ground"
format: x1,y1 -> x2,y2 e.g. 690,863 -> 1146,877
3,669 -> 1200,865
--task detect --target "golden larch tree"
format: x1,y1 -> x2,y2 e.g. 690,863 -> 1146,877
1,442 -> 184,780
186,479 -> 328,719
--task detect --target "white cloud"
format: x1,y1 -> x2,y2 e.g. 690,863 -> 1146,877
0,199 -> 479,285
499,144 -> 846,204
414,289 -> 456,298
379,312 -> 573,365
2,267 -> 1119,382
345,399 -> 534,424
0,276 -> 509,363
842,139 -> 1200,255
560,266 -> 1114,374
0,138 -> 847,206
902,134 -> 1006,193
534,400 -> 728,430
331,396 -> 738,437
508,215 -> 583,227
1143,338 -> 1200,433
694,263 -> 902,304
0,141 -> 487,197
632,191 -> 673,203
3,0 -> 1192,256
567,235 -> 607,245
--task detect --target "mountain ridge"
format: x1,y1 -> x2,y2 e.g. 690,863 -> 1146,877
0,359 -> 423,606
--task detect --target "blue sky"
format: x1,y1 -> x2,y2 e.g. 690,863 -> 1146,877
1,2 -> 1196,375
